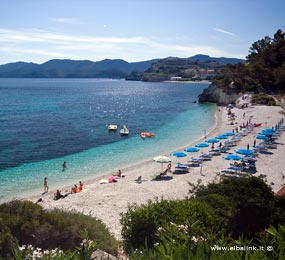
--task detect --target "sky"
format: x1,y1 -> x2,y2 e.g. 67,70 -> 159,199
0,0 -> 284,65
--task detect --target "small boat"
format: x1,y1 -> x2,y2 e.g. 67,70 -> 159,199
108,124 -> 118,131
140,132 -> 155,139
120,125 -> 129,135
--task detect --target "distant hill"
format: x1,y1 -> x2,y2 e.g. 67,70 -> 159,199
140,55 -> 245,82
187,54 -> 245,65
0,59 -> 158,78
0,55 -> 244,79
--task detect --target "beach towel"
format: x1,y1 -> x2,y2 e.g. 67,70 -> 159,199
108,176 -> 118,183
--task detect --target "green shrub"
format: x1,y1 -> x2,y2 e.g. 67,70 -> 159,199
196,193 -> 234,231
195,177 -> 275,238
252,93 -> 276,105
0,200 -> 118,258
120,198 -> 217,252
128,221 -> 270,260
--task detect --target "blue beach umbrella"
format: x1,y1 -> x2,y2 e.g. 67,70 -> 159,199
206,138 -> 219,143
171,151 -> 187,163
259,132 -> 273,137
255,135 -> 269,140
263,128 -> 275,132
171,152 -> 187,157
235,149 -> 253,156
223,132 -> 234,136
223,154 -> 242,160
215,135 -> 228,139
195,143 -> 209,148
184,147 -> 200,152
259,129 -> 275,136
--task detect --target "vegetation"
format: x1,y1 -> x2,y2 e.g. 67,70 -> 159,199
120,199 -> 218,252
141,56 -> 226,82
121,176 -> 285,259
251,93 -> 276,105
0,200 -> 118,259
212,29 -> 285,95
0,59 -> 157,79
128,223 -> 285,260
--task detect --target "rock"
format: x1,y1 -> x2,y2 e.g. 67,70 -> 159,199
91,249 -> 117,260
198,84 -> 241,105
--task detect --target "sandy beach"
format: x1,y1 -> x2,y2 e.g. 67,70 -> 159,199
30,105 -> 285,240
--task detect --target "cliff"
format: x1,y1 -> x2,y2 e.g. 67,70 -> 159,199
198,83 -> 241,105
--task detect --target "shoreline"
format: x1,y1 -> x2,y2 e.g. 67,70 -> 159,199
15,105 -> 285,239
163,80 -> 212,84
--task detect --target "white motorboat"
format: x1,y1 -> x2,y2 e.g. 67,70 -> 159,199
120,125 -> 129,135
108,124 -> 117,131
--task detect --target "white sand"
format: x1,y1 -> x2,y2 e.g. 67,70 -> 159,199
30,105 -> 285,240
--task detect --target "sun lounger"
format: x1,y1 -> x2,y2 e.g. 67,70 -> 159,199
175,163 -> 190,172
135,176 -> 142,183
188,157 -> 203,164
224,141 -> 235,147
200,153 -> 212,158
217,147 -> 229,153
209,149 -> 221,156
219,169 -> 237,175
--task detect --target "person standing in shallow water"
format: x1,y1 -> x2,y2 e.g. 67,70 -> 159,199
62,161 -> 67,171
44,177 -> 48,193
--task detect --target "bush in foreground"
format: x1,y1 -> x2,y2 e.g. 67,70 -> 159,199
128,222 -> 285,260
0,200 -> 118,259
122,176 -> 285,258
120,198 -> 219,253
195,176 -> 276,238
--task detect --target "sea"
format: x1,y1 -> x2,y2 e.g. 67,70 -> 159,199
0,78 -> 217,201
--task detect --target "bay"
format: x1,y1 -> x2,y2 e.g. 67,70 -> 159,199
0,79 -> 216,201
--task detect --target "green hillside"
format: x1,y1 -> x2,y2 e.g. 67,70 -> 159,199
140,56 -> 244,82
200,29 -> 285,101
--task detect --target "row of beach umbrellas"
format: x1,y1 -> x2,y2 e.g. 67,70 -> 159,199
153,123 -> 283,171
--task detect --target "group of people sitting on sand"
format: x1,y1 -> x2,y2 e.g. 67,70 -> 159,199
71,181 -> 84,193
53,181 -> 84,200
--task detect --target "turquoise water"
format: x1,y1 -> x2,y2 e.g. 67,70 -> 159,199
0,79 -> 216,201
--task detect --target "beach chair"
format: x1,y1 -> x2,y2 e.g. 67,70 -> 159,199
174,163 -> 190,172
219,169 -> 238,178
187,158 -> 202,167
135,176 -> 142,184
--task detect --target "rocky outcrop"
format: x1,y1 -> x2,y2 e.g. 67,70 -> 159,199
198,84 -> 241,105
281,97 -> 285,110
91,249 -> 117,259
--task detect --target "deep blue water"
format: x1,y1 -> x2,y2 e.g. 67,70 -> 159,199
0,79 -> 216,201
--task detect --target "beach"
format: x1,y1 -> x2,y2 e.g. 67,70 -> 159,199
30,105 -> 285,240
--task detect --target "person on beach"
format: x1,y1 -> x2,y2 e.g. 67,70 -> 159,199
44,177 -> 48,193
211,143 -> 215,150
54,189 -> 63,200
79,181 -> 83,191
62,161 -> 67,171
71,184 -> 78,193
113,169 -> 125,178
167,163 -> 172,173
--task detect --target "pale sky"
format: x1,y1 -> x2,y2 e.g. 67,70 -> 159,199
0,0 -> 284,65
